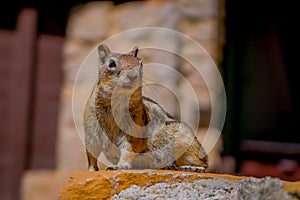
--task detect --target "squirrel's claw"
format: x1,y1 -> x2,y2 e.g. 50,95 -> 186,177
106,165 -> 131,171
177,166 -> 206,173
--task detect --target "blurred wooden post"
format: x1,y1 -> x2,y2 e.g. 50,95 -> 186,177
0,30 -> 15,200
6,8 -> 37,200
29,34 -> 63,169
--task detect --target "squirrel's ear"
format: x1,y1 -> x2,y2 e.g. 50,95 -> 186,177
129,47 -> 138,57
98,44 -> 111,64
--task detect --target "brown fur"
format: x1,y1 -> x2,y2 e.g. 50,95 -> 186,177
84,44 -> 208,172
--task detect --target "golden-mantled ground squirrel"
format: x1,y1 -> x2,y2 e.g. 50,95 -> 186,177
83,44 -> 208,172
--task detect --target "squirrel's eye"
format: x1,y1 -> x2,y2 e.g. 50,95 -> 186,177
108,59 -> 117,68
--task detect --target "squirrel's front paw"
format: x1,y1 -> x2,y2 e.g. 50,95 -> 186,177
177,166 -> 206,173
106,165 -> 131,170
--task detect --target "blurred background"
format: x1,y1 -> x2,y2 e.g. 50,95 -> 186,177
0,0 -> 299,199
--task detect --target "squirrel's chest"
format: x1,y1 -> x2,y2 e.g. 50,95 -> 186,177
97,109 -> 149,152
97,111 -> 126,143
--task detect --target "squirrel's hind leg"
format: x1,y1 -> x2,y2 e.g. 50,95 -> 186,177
86,150 -> 99,171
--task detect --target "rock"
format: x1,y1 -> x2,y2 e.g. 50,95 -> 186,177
62,38 -> 95,82
175,0 -> 219,19
179,18 -> 218,41
56,82 -> 86,171
112,1 -> 179,32
66,1 -> 113,41
60,170 -> 300,200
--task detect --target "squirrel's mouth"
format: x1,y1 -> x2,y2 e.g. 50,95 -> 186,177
122,85 -> 133,89
122,80 -> 141,89
120,80 -> 142,90
122,83 -> 134,89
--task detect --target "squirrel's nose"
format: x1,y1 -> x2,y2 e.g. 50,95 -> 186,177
127,69 -> 138,81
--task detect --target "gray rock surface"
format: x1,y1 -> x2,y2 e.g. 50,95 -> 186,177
112,177 -> 296,200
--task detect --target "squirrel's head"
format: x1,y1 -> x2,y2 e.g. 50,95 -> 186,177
97,44 -> 143,98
